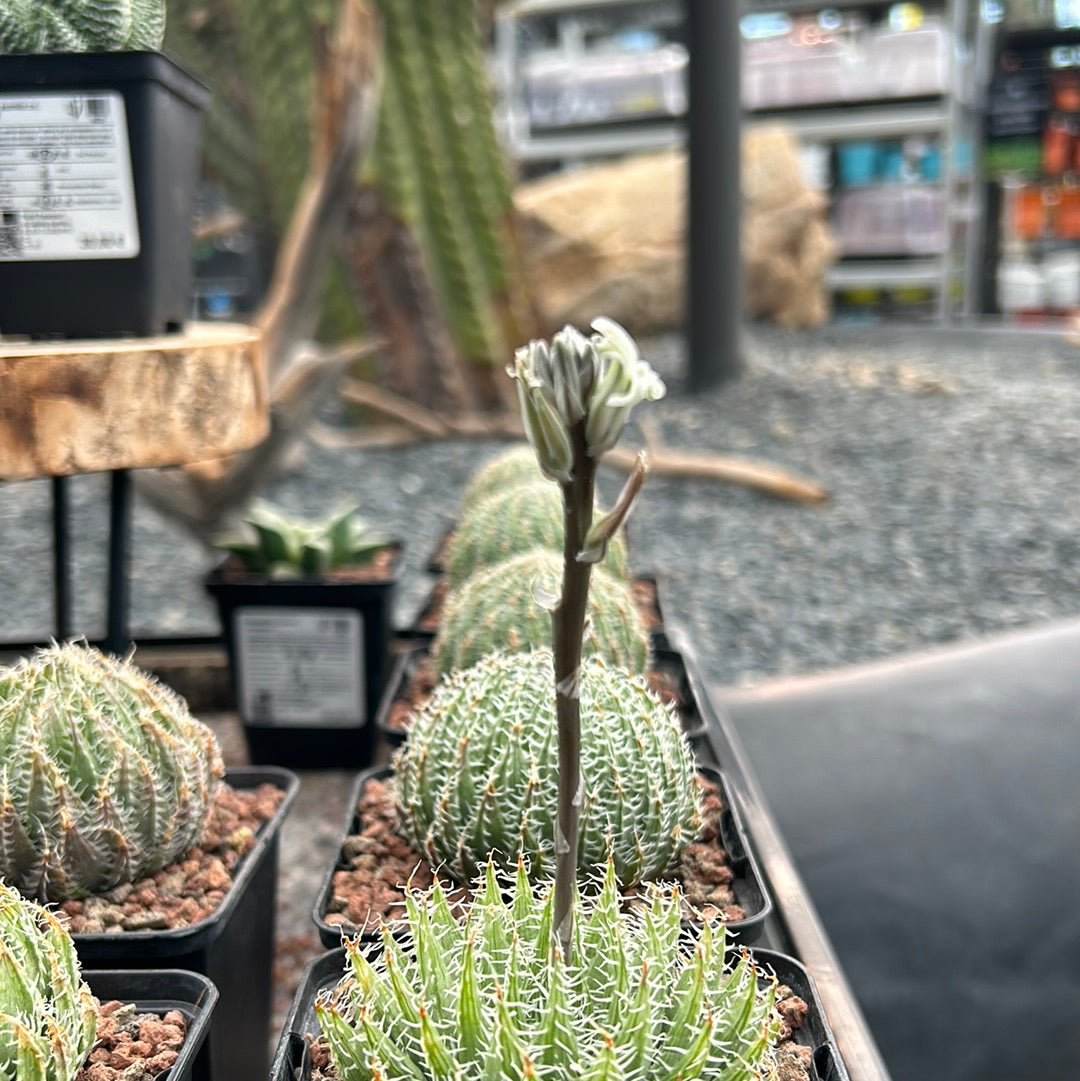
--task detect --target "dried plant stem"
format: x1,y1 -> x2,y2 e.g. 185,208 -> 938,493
552,423 -> 597,963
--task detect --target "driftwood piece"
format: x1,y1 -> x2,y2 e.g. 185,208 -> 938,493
329,376 -> 829,505
133,0 -> 383,541
0,325 -> 265,482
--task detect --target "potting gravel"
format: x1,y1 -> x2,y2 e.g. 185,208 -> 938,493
2,322 -> 1079,691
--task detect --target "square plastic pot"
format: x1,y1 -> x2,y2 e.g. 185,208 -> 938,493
311,761 -> 772,951
82,968 -> 218,1081
269,946 -> 850,1081
73,766 -> 298,1081
0,51 -> 210,338
204,544 -> 402,768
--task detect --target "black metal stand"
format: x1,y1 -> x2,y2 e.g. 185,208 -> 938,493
47,470 -> 132,655
686,0 -> 743,388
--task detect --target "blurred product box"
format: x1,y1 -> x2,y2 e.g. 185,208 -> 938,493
832,183 -> 946,255
866,16 -> 952,98
742,15 -> 869,108
523,43 -> 687,129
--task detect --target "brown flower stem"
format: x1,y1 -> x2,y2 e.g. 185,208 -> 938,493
552,422 -> 597,964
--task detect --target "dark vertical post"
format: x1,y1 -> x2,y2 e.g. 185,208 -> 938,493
105,468 -> 132,656
50,476 -> 72,640
686,0 -> 742,388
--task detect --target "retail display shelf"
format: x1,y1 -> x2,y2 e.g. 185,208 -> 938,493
746,101 -> 951,141
826,257 -> 945,287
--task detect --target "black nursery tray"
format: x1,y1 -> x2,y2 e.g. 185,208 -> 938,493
83,968 -> 218,1081
74,766 -> 299,1081
375,634 -> 706,747
312,762 -> 772,950
270,947 -> 849,1081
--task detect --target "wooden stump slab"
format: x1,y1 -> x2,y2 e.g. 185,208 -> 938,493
0,323 -> 268,480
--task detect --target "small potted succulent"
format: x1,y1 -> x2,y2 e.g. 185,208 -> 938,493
205,499 -> 403,768
282,319 -> 809,1080
0,880 -> 217,1081
0,877 -> 219,1081
0,640 -> 297,1081
0,0 -> 210,338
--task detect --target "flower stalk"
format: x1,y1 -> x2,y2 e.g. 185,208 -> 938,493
509,317 -> 665,962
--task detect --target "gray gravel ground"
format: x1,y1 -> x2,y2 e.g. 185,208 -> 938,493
2,322 -> 1079,691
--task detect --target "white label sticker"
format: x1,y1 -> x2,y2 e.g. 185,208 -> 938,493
234,607 -> 366,728
0,91 -> 139,261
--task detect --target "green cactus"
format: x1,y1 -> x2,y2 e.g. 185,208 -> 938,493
446,481 -> 630,589
0,0 -> 165,53
0,642 -> 224,903
0,881 -> 98,1081
212,500 -> 388,579
316,860 -> 781,1081
432,548 -> 648,677
395,648 -> 700,886
459,443 -> 552,512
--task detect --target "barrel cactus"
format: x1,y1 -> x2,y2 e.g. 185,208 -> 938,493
395,648 -> 701,886
0,0 -> 166,54
0,881 -> 98,1081
445,480 -> 630,588
459,443 -> 551,512
317,860 -> 781,1081
432,548 -> 648,677
0,642 -> 224,903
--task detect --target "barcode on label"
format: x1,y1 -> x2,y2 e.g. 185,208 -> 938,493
86,97 -> 110,120
0,210 -> 22,256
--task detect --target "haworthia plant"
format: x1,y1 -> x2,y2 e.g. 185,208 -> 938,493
0,642 -> 224,902
0,881 -> 98,1081
394,648 -> 701,886
0,0 -> 166,53
445,480 -> 630,588
431,547 -> 648,676
316,861 -> 782,1081
212,499 -> 388,579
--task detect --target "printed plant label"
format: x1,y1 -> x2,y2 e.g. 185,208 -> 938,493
0,91 -> 139,261
235,607 -> 366,727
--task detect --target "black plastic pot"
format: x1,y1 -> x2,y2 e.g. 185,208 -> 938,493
204,544 -> 402,768
0,51 -> 209,338
73,765 -> 298,1081
269,946 -> 849,1081
374,635 -> 706,749
312,762 -> 771,950
83,968 -> 218,1081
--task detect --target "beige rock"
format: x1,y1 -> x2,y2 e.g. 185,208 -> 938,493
514,127 -> 836,335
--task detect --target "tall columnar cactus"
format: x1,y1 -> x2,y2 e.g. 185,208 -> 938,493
0,882 -> 98,1081
0,0 -> 166,53
445,480 -> 630,588
431,548 -> 648,677
0,643 -> 224,903
459,443 -> 552,513
316,861 -> 782,1081
395,648 -> 700,886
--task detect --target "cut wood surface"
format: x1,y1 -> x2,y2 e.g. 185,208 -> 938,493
0,323 -> 267,481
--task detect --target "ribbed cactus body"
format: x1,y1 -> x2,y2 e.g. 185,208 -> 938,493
0,0 -> 165,53
446,481 -> 630,588
0,643 -> 224,903
0,882 -> 97,1081
460,443 -> 550,512
432,548 -> 647,677
395,648 -> 701,885
317,862 -> 780,1081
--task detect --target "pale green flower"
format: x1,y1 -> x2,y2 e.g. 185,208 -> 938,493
509,318 -> 665,472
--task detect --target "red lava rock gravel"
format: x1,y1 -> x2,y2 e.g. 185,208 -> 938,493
76,999 -> 187,1081
59,781 -> 285,933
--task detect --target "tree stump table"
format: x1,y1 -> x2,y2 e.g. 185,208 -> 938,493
0,322 -> 267,653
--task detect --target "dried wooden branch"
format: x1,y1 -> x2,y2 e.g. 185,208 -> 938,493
319,376 -> 830,505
